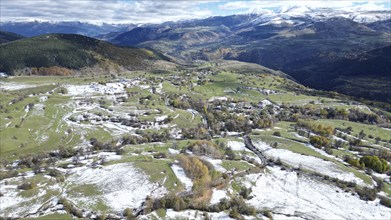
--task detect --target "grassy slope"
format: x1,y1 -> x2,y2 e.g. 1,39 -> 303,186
0,34 -> 164,74
0,30 -> 24,44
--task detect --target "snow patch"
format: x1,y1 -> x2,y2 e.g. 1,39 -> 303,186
171,164 -> 193,191
227,140 -> 249,152
165,209 -> 233,220
253,141 -> 366,185
210,189 -> 227,204
168,148 -> 180,154
67,163 -> 166,211
247,166 -> 390,219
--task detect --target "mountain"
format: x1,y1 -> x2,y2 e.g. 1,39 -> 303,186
0,31 -> 24,44
0,21 -> 135,38
108,9 -> 391,102
320,45 -> 391,103
0,34 -> 169,75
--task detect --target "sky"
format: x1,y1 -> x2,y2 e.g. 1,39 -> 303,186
0,0 -> 390,24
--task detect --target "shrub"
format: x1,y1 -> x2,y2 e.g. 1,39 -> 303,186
297,120 -> 334,137
356,187 -> 377,201
263,210 -> 273,220
272,131 -> 281,137
310,135 -> 330,148
239,187 -> 252,200
380,196 -> 391,208
0,170 -> 18,180
17,182 -> 37,190
188,140 -> 223,158
360,155 -> 389,173
48,169 -> 65,182
344,155 -> 363,169
153,152 -> 166,159
229,207 -> 242,220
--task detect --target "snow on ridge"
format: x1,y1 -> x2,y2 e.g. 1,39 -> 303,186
246,4 -> 390,25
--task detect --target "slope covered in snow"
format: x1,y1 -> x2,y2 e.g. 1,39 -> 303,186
245,166 -> 390,219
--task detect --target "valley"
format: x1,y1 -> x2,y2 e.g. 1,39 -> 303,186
1,2 -> 391,220
1,61 -> 391,219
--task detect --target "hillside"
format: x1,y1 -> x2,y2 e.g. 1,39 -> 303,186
1,60 -> 391,219
0,34 -> 169,75
108,14 -> 391,102
313,45 -> 391,103
0,30 -> 24,44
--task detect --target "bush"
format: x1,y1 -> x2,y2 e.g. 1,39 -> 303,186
356,187 -> 377,201
360,155 -> 389,173
17,182 -> 37,190
263,210 -> 273,220
272,131 -> 281,137
153,152 -> 167,159
380,196 -> 391,208
123,208 -> 135,219
48,169 -> 65,182
344,156 -> 363,169
188,140 -> 223,158
239,187 -> 252,200
297,120 -> 334,137
310,135 -> 330,148
0,170 -> 18,180
229,207 -> 242,220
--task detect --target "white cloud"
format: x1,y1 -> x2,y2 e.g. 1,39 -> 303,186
0,0 -> 214,24
0,0 -> 389,24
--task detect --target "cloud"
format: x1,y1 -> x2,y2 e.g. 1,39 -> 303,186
1,0 -> 389,24
0,0 -> 214,24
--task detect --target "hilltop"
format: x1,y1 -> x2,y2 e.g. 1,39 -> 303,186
0,30 -> 24,44
0,34 -> 170,75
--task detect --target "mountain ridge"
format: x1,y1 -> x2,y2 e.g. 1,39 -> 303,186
0,33 -> 170,75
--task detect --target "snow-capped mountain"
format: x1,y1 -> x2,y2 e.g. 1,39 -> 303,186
246,4 -> 390,27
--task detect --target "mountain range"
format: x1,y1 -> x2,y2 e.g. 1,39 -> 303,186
0,6 -> 390,102
0,21 -> 135,38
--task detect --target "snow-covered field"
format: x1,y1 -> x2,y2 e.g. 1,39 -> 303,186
210,189 -> 227,204
165,209 -> 232,220
201,156 -> 227,173
64,83 -> 126,96
253,141 -> 367,185
246,166 -> 390,219
2,75 -> 390,220
0,81 -> 50,91
0,175 -> 56,218
139,209 -> 233,220
227,140 -> 250,152
67,163 -> 166,211
171,164 -> 193,191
